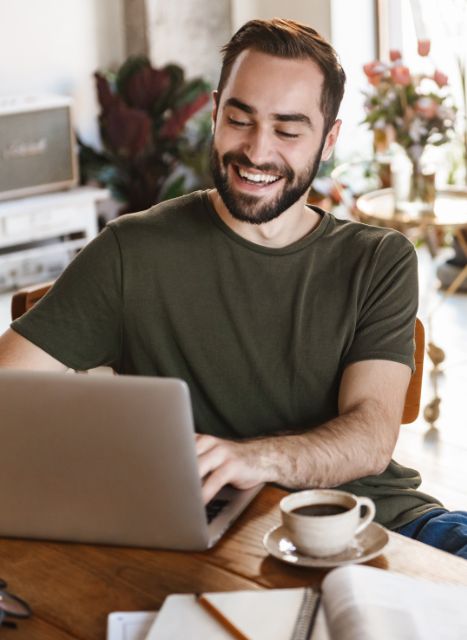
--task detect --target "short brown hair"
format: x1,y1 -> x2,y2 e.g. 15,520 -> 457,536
218,18 -> 346,135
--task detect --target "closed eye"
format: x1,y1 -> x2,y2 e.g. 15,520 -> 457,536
277,130 -> 300,139
227,116 -> 251,127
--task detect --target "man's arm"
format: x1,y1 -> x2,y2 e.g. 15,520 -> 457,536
196,359 -> 411,503
0,328 -> 67,371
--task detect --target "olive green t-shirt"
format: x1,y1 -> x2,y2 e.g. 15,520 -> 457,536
12,191 -> 442,528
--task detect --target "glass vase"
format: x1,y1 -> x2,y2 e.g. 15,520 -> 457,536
393,150 -> 436,216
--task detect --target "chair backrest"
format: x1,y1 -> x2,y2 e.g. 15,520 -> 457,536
402,317 -> 424,424
10,281 -> 54,321
10,283 -> 424,424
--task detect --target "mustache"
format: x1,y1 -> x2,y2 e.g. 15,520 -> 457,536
222,151 -> 294,181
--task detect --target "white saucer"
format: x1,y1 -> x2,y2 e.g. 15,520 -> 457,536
263,522 -> 389,568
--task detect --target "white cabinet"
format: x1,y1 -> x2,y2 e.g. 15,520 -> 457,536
0,187 -> 108,290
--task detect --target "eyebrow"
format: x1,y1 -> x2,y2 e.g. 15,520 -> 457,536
224,97 -> 313,128
274,113 -> 312,127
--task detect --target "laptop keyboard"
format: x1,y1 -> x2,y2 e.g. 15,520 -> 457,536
205,498 -> 229,523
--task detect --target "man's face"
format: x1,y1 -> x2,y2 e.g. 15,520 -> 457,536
211,49 -> 338,225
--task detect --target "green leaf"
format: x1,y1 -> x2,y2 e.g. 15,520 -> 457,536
78,139 -> 111,184
173,78 -> 212,108
159,174 -> 187,201
148,64 -> 186,116
116,56 -> 151,97
164,64 -> 186,95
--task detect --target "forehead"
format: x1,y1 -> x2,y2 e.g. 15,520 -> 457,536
219,49 -> 324,122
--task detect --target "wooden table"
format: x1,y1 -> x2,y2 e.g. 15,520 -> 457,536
355,187 -> 467,274
2,486 -> 467,639
355,186 -> 467,232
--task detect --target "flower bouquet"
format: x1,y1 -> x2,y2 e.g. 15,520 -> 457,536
362,45 -> 457,213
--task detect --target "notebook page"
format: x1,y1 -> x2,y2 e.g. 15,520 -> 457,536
145,588 -> 319,640
321,565 -> 467,640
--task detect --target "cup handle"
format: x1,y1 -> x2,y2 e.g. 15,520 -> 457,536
355,497 -> 376,534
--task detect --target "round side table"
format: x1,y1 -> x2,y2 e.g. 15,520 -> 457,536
355,186 -> 467,293
356,185 -> 467,235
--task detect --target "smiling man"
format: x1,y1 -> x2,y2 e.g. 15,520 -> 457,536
210,52 -> 333,230
2,19 -> 466,557
210,39 -> 339,237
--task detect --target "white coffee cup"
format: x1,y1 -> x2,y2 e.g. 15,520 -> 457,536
280,489 -> 375,557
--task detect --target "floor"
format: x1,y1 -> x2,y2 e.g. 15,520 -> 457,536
0,246 -> 466,511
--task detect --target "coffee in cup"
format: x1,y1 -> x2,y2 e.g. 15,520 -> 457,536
280,489 -> 375,557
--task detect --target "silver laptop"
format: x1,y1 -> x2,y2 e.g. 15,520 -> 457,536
0,370 -> 262,550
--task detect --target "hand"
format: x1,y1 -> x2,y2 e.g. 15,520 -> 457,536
195,359 -> 408,504
195,434 -> 274,504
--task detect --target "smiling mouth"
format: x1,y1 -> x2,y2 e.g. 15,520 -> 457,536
235,165 -> 282,186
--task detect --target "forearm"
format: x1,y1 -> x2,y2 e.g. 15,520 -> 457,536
256,399 -> 399,489
197,360 -> 409,503
196,400 -> 400,503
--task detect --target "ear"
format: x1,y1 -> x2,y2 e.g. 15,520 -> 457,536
321,119 -> 341,161
211,90 -> 219,133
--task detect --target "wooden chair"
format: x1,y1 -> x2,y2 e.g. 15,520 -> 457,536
402,318 -> 424,424
10,283 -> 424,424
11,281 -> 54,321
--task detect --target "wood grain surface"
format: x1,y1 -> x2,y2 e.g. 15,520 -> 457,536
1,486 -> 467,639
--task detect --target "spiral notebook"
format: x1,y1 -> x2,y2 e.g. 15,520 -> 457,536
144,587 -> 320,640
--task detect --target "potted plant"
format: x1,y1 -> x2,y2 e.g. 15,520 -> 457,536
79,56 -> 212,214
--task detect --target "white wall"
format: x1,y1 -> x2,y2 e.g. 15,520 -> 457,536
0,0 -> 125,147
231,0 -> 332,40
331,0 -> 376,160
146,0 -> 231,88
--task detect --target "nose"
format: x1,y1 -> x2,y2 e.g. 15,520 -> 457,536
243,126 -> 273,166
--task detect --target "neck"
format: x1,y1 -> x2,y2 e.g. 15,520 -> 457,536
209,190 -> 322,248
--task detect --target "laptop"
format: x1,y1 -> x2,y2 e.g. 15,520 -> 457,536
0,370 -> 263,550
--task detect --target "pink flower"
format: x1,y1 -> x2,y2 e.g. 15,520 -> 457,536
390,65 -> 411,86
434,70 -> 448,87
363,61 -> 386,76
415,98 -> 439,119
363,61 -> 386,86
389,50 -> 402,62
417,39 -> 431,56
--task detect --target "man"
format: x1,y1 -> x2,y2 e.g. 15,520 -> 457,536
0,19 -> 465,557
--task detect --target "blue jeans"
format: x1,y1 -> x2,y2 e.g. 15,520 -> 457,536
396,509 -> 467,559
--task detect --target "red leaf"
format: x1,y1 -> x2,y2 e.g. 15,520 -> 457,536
101,103 -> 151,157
160,92 -> 210,139
94,73 -> 118,112
124,67 -> 171,110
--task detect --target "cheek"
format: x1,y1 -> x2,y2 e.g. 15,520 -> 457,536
213,125 -> 233,148
214,129 -> 248,161
281,143 -> 317,171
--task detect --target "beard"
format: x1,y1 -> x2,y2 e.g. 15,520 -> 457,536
210,141 -> 324,225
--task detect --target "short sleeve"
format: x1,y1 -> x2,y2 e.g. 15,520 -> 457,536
11,226 -> 123,370
343,232 -> 418,371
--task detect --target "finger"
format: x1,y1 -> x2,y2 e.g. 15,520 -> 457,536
195,434 -> 221,455
197,446 -> 226,480
202,467 -> 231,504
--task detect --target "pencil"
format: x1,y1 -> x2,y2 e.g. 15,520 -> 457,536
196,593 -> 251,640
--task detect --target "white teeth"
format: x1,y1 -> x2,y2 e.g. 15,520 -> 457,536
238,168 -> 280,184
